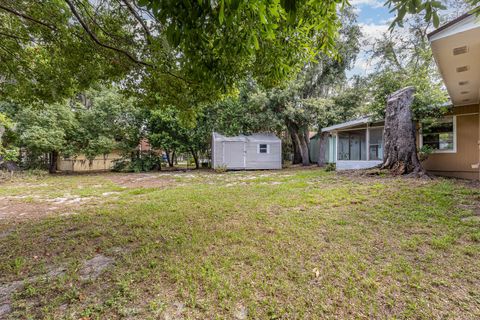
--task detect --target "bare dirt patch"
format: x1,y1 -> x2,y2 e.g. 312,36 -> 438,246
0,254 -> 114,318
0,195 -> 92,221
79,254 -> 115,281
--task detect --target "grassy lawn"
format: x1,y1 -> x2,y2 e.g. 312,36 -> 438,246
0,169 -> 479,319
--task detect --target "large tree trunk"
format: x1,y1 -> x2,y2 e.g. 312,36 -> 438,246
49,150 -> 58,174
291,132 -> 302,164
292,131 -> 310,166
317,132 -> 329,167
381,86 -> 425,176
301,129 -> 311,162
190,148 -> 199,169
166,150 -> 175,167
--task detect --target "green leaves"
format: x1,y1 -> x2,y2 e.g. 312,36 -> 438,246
365,17 -> 449,120
386,0 -> 449,30
219,0 -> 225,24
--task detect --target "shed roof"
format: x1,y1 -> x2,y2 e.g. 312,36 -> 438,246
213,132 -> 281,142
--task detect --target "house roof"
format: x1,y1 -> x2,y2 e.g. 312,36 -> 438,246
427,11 -> 475,40
428,10 -> 480,106
321,116 -> 371,133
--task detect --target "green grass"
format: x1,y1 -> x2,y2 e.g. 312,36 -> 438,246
1,169 -> 479,319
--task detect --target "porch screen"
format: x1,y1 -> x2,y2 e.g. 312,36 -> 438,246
337,129 -> 367,160
369,128 -> 384,160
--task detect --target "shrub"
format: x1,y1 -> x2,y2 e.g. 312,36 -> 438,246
325,163 -> 336,172
418,145 -> 433,162
214,164 -> 228,173
112,154 -> 164,172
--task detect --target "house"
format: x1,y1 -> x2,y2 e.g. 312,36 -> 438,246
318,109 -> 479,179
426,11 -> 480,179
212,132 -> 282,170
316,12 -> 480,180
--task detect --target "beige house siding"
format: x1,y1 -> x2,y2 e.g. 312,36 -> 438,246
421,104 -> 480,180
57,150 -> 123,172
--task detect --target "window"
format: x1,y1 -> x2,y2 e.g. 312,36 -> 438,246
337,129 -> 367,160
258,144 -> 268,154
369,127 -> 383,160
420,116 -> 456,152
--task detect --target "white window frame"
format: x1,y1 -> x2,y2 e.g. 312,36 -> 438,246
419,115 -> 457,154
258,143 -> 269,154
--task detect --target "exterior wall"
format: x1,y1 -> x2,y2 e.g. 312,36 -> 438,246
57,151 -> 123,172
336,160 -> 382,170
212,140 -> 244,169
421,105 -> 480,180
245,142 -> 282,170
212,140 -> 282,170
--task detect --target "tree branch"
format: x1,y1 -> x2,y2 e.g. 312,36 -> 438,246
64,0 -> 192,84
0,4 -> 56,31
0,31 -> 31,42
119,0 -> 152,44
64,0 -> 152,68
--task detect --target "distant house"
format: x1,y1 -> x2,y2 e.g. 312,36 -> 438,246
57,150 -> 123,172
212,132 -> 282,170
57,138 -> 156,172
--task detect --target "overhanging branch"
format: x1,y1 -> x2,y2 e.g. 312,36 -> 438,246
64,0 -> 193,84
64,0 -> 152,68
0,4 -> 56,31
120,0 -> 152,44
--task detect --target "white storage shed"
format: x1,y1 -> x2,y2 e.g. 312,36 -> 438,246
212,132 -> 282,170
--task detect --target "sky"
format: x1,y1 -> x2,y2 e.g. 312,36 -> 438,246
348,0 -> 473,78
347,0 -> 394,78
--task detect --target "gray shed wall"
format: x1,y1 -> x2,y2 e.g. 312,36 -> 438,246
212,134 -> 281,170
245,141 -> 282,170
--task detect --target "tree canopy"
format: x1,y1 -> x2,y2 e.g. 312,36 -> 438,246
0,0 -> 350,110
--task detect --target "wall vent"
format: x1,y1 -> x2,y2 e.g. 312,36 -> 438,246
453,46 -> 468,55
456,66 -> 469,73
459,81 -> 469,86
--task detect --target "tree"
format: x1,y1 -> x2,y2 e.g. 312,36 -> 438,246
363,16 -> 451,175
15,102 -> 77,173
147,107 -> 208,169
1,85 -> 143,172
381,87 -> 425,176
251,8 -> 361,166
69,86 -> 144,160
365,16 -> 449,121
0,0 -> 350,111
312,79 -> 367,166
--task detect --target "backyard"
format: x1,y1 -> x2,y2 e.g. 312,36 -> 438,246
0,169 -> 479,319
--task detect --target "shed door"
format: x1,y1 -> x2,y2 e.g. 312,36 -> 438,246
224,142 -> 245,168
